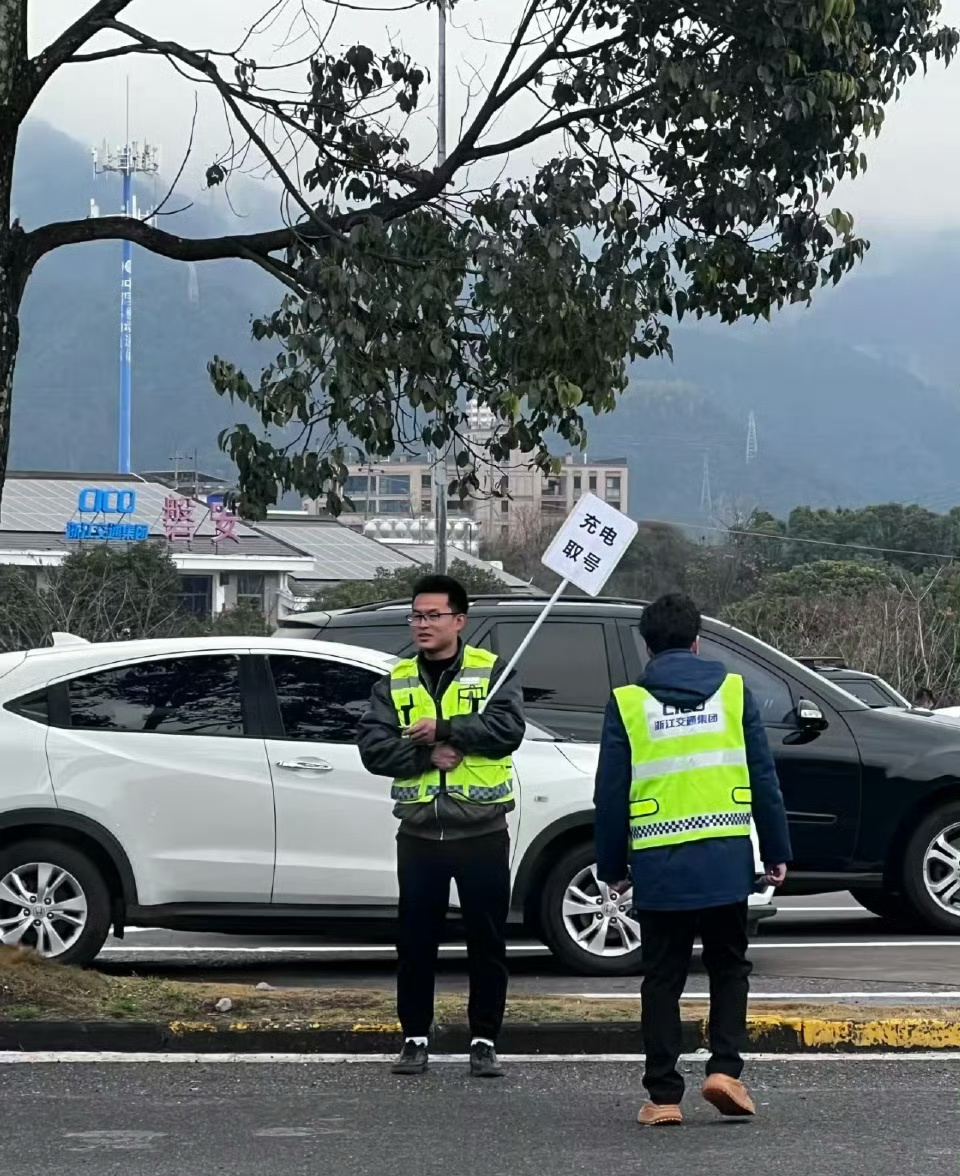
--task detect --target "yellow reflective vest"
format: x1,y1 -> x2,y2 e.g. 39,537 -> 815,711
388,646 -> 514,805
612,673 -> 752,852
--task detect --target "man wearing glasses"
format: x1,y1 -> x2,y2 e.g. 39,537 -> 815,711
358,574 -> 526,1078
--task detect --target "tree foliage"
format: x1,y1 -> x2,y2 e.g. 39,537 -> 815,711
181,0 -> 960,515
485,499 -> 960,701
0,543 -> 186,650
1,2 -> 956,514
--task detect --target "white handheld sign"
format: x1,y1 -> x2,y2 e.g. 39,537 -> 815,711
540,492 -> 638,596
482,492 -> 637,707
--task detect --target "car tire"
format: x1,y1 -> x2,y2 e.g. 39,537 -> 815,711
849,887 -> 915,925
900,802 -> 960,934
539,842 -> 644,976
0,839 -> 112,966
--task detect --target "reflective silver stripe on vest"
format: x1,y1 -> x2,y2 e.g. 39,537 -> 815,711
391,783 -> 443,802
630,747 -> 748,781
631,811 -> 751,842
390,676 -> 421,692
458,667 -> 493,684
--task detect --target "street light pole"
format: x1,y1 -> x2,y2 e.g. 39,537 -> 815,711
434,0 -> 449,574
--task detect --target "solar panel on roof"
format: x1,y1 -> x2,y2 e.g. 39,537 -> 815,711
0,476 -> 265,538
256,522 -> 418,580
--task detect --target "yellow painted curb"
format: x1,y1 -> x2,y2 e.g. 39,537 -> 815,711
746,1015 -> 960,1050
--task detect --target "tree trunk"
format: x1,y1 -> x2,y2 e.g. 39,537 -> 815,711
0,0 -> 28,511
0,263 -> 20,509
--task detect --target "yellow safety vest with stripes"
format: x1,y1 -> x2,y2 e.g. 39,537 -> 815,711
613,673 -> 752,852
388,645 -> 514,806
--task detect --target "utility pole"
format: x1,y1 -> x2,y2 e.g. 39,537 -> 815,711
90,82 -> 160,474
434,1 -> 449,573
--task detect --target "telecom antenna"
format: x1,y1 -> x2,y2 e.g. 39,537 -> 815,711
745,411 -> 758,465
90,80 -> 160,474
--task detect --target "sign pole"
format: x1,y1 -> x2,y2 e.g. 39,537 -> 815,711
481,492 -> 638,710
481,577 -> 569,710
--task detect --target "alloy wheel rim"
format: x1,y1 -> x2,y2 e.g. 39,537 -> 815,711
923,822 -> 960,917
0,861 -> 88,957
561,863 -> 641,957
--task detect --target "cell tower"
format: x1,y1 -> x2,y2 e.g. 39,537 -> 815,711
745,411 -> 758,465
699,452 -> 713,516
89,92 -> 160,474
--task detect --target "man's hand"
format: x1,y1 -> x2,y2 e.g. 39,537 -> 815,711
404,718 -> 438,745
430,744 -> 463,771
604,878 -> 632,899
763,862 -> 788,887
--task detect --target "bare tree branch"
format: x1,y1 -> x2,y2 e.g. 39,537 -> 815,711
29,0 -> 137,94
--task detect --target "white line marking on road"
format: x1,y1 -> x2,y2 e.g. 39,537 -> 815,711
0,1051 -> 956,1065
775,907 -> 869,913
570,991 -> 960,1002
97,944 -> 551,956
96,939 -> 960,958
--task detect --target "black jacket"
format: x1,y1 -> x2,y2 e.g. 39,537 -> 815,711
357,644 -> 526,840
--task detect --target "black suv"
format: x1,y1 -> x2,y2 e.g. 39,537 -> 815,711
796,657 -> 913,711
277,595 -> 960,933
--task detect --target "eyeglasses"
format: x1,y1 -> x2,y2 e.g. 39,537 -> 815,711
406,611 -> 459,626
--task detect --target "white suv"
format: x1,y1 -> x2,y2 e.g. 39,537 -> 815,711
0,635 -> 774,974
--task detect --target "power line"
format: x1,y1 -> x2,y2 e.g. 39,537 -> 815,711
641,518 -> 958,563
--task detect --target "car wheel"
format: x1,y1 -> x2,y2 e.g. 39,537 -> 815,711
0,840 -> 111,966
849,887 -> 915,924
901,803 -> 960,933
539,843 -> 644,976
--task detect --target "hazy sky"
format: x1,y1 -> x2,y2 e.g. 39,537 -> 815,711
27,0 -> 960,233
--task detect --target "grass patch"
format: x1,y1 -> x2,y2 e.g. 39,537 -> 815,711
1,948 -> 958,1027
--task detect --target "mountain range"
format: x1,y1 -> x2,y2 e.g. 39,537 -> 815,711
10,120 -> 960,520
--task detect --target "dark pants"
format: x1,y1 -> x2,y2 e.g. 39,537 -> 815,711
396,830 -> 510,1042
637,902 -> 752,1104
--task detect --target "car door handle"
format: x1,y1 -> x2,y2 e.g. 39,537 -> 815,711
275,758 -> 334,772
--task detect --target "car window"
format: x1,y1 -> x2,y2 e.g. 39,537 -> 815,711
834,678 -> 899,708
66,655 -> 244,736
316,624 -> 410,654
322,616 -> 487,655
5,689 -> 50,725
268,655 -> 381,742
494,621 -> 611,708
697,638 -> 795,725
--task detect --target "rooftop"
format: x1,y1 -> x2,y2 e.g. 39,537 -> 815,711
254,517 -> 419,582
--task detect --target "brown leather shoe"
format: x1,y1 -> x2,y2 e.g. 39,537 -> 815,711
637,1102 -> 683,1126
701,1074 -> 756,1117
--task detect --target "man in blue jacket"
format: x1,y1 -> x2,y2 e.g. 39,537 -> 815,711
594,593 -> 791,1126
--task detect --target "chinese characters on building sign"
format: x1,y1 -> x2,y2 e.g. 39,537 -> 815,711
541,492 -> 638,596
64,487 -> 148,542
66,521 -> 149,541
211,501 -> 239,543
162,495 -> 195,542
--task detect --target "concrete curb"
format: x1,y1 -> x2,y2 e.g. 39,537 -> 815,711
0,1016 -> 957,1053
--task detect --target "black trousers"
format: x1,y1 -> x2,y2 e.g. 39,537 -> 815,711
396,830 -> 510,1042
637,902 -> 752,1104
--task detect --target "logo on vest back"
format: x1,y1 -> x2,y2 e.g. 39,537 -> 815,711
643,691 -> 726,739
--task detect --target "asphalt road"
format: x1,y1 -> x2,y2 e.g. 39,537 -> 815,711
94,894 -> 960,1001
0,1057 -> 955,1176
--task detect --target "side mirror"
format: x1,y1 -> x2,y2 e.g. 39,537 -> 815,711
797,699 -> 828,732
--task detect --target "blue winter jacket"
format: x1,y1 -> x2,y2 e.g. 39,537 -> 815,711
593,649 -> 793,911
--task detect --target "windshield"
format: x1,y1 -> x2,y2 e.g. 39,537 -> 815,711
834,678 -> 906,709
